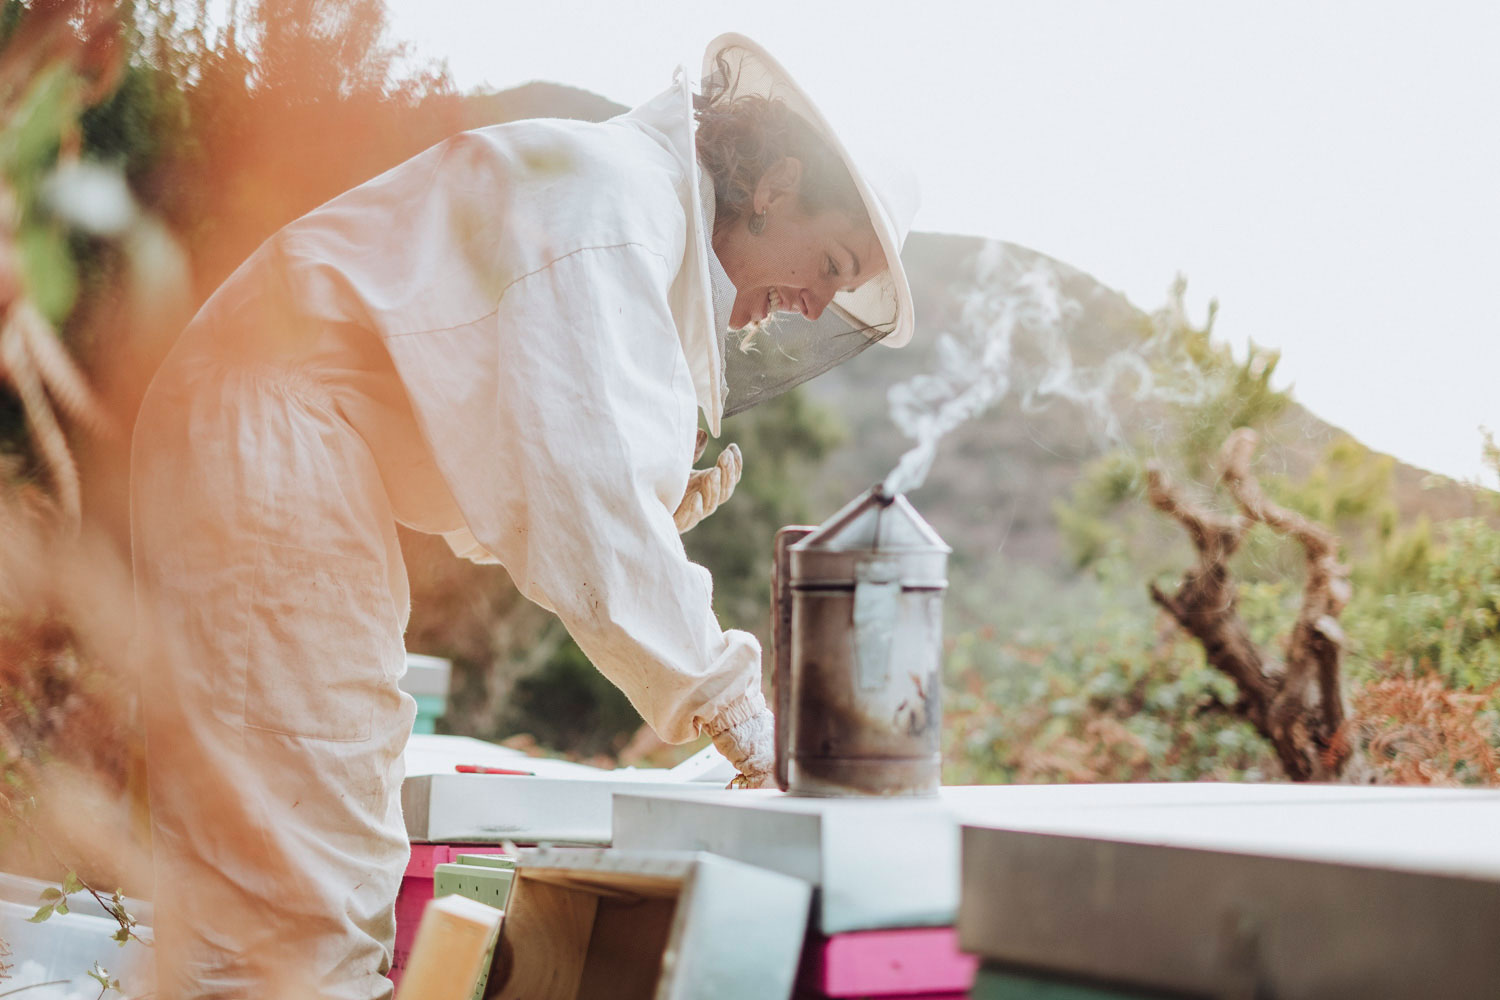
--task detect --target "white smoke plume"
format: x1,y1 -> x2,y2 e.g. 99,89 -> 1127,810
883,241 -> 1211,496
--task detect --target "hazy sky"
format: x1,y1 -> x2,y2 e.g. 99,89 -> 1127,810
384,1 -> 1498,486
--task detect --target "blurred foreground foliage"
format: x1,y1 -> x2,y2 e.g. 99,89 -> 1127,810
0,0 -> 462,479
0,0 -> 459,888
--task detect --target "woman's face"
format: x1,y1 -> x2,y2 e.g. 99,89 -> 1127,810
712,157 -> 887,331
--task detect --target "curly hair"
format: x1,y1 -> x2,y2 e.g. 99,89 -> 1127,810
694,54 -> 871,234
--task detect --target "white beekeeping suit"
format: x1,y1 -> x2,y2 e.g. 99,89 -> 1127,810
131,33 -> 916,1000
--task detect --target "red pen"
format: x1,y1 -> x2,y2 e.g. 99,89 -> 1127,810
455,764 -> 534,776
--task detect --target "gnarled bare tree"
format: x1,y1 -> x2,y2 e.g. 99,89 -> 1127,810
1147,428 -> 1369,781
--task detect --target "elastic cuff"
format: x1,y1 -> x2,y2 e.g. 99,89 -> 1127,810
703,686 -> 769,738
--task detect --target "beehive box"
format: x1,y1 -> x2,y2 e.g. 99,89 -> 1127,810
485,847 -> 810,1000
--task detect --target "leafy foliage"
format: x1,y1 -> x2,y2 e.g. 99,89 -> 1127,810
956,497 -> 1500,787
494,633 -> 648,760
1346,518 -> 1500,699
26,868 -> 145,954
945,612 -> 1276,785
1352,672 -> 1499,785
963,283 -> 1500,785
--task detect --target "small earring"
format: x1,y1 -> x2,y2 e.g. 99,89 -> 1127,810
748,210 -> 766,236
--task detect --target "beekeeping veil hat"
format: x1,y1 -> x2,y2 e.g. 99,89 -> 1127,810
698,33 -> 919,420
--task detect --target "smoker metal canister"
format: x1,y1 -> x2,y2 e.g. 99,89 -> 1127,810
773,487 -> 950,797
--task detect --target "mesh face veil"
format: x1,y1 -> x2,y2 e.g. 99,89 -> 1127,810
699,171 -> 890,418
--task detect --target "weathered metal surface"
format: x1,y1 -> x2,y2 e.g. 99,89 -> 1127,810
777,487 -> 950,797
959,787 -> 1500,1000
773,526 -> 816,793
788,582 -> 945,796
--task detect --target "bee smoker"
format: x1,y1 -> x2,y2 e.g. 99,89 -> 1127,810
772,486 -> 951,797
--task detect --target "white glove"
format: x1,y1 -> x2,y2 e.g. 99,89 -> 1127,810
674,431 -> 742,534
708,705 -> 776,790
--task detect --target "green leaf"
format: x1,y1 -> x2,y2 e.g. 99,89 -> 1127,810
16,222 -> 78,323
0,63 -> 78,184
62,870 -> 83,894
113,926 -> 130,944
54,900 -> 68,915
40,886 -> 63,901
28,902 -> 54,922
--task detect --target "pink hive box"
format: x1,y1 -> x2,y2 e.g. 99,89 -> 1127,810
796,926 -> 977,998
389,843 -> 510,987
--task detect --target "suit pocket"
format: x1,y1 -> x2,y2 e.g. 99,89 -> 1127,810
244,542 -> 399,742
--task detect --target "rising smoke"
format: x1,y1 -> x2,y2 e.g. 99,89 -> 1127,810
883,241 -> 1212,496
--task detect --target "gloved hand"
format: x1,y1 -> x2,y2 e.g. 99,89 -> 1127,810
708,704 -> 776,789
674,429 -> 742,534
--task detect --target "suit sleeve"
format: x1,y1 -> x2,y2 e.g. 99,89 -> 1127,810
393,243 -> 765,743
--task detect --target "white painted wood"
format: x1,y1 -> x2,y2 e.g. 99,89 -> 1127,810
954,784 -> 1500,1000
403,774 -> 723,844
961,822 -> 1500,1000
403,733 -> 618,778
401,734 -> 733,843
947,783 -> 1500,879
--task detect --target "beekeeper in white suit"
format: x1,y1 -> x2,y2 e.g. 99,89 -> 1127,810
131,33 -> 916,999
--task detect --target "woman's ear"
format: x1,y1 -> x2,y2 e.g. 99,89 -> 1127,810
755,156 -> 804,211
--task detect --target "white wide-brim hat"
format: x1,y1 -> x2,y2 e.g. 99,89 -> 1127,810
702,33 -> 918,348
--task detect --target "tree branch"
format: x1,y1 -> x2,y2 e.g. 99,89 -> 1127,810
1146,432 -> 1364,781
1146,461 -> 1275,725
1146,462 -> 1243,562
1218,428 -> 1358,775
